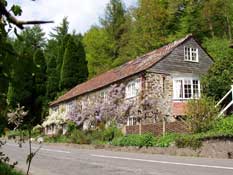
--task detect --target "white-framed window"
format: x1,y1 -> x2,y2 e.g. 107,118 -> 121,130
66,101 -> 74,112
100,90 -> 108,102
125,78 -> 141,98
184,46 -> 198,62
173,78 -> 200,100
127,116 -> 137,126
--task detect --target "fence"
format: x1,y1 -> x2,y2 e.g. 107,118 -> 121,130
125,121 -> 188,136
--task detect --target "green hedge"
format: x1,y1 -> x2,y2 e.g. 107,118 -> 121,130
112,133 -> 178,148
112,134 -> 154,147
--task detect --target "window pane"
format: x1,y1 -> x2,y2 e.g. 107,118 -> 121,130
184,47 -> 198,62
184,47 -> 190,60
191,48 -> 197,61
184,80 -> 192,98
193,80 -> 199,98
174,80 -> 183,99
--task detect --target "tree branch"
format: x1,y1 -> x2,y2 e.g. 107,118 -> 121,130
0,2 -> 53,29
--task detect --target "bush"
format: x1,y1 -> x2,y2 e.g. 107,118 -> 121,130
7,130 -> 28,140
213,116 -> 233,133
70,129 -> 91,144
175,135 -> 202,150
102,125 -> 123,142
155,133 -> 178,147
141,133 -> 155,147
66,121 -> 78,135
0,163 -> 24,175
112,134 -> 156,147
185,96 -> 219,133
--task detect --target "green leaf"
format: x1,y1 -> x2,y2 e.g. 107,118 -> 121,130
11,5 -> 22,16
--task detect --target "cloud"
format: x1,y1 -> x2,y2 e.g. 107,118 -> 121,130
7,0 -> 137,36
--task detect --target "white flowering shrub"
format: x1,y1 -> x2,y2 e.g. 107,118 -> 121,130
42,110 -> 67,127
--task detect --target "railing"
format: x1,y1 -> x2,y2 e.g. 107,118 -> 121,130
216,85 -> 233,117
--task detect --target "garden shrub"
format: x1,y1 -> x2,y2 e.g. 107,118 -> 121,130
175,135 -> 202,150
0,163 -> 24,175
155,133 -> 178,147
102,125 -> 123,142
141,133 -> 155,148
66,121 -> 77,135
70,129 -> 91,144
212,115 -> 233,133
185,96 -> 219,133
112,134 -> 156,147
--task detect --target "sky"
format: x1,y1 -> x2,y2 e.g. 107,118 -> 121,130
8,0 -> 137,35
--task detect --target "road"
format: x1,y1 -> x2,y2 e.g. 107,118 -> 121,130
2,141 -> 233,175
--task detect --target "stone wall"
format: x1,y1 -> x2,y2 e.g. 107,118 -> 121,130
144,72 -> 174,121
47,71 -> 176,131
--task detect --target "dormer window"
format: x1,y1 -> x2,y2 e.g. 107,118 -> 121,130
184,47 -> 198,62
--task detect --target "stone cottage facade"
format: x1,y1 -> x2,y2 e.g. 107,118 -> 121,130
43,34 -> 213,135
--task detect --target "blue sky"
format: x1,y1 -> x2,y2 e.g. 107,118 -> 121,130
8,0 -> 137,35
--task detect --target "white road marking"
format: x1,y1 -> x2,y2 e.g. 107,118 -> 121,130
91,154 -> 233,171
5,143 -> 71,154
39,148 -> 71,154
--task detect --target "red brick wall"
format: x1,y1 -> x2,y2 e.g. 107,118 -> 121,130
125,121 -> 188,136
125,125 -> 139,134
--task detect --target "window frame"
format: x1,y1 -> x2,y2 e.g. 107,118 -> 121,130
66,101 -> 74,113
184,46 -> 199,62
173,77 -> 201,100
125,78 -> 141,99
100,90 -> 108,102
127,116 -> 137,126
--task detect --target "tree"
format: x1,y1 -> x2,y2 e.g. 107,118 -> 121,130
202,37 -> 233,101
33,49 -> 47,123
127,0 -> 163,56
50,17 -> 70,90
0,0 -> 53,30
7,26 -> 45,125
101,0 -> 127,61
60,35 -> 88,91
83,26 -> 113,78
45,39 -> 60,100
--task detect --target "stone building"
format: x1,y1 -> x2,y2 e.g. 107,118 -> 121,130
43,34 -> 213,135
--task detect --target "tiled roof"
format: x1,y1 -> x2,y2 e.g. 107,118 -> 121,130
50,34 -> 193,106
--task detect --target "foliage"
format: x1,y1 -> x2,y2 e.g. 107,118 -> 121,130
45,39 -> 60,101
60,35 -> 88,90
45,124 -> 123,145
0,163 -> 24,175
211,115 -> 233,133
184,96 -> 219,133
175,135 -> 202,150
202,37 -> 233,101
83,27 -> 113,77
102,124 -> 123,142
112,134 -> 156,147
154,133 -> 178,147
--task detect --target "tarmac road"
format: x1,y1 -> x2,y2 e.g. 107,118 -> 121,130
2,140 -> 233,175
